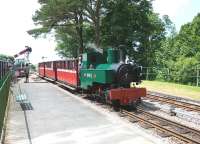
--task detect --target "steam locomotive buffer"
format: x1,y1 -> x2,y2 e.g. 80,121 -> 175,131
38,48 -> 146,109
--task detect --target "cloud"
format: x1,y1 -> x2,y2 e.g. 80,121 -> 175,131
153,0 -> 190,20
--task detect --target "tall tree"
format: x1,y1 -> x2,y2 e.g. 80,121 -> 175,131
29,0 -> 166,65
155,13 -> 200,85
28,0 -> 87,55
0,54 -> 14,62
84,0 -> 104,48
101,0 -> 165,66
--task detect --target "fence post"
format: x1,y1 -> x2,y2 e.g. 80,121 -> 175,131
146,67 -> 149,80
197,65 -> 199,87
166,68 -> 169,81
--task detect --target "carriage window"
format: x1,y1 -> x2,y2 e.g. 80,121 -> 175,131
66,61 -> 68,69
75,60 -> 78,69
62,61 -> 64,69
64,61 -> 66,69
60,61 -> 62,69
90,55 -> 96,62
59,62 -> 61,69
46,62 -> 52,68
72,61 -> 75,69
56,62 -> 58,68
57,62 -> 60,69
70,61 -> 73,69
68,61 -> 71,70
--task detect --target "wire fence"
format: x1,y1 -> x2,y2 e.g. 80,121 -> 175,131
142,66 -> 200,87
0,61 -> 11,137
0,61 -> 9,82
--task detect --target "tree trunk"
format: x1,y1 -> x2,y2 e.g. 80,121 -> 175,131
75,11 -> 84,55
95,0 -> 101,48
86,0 -> 102,48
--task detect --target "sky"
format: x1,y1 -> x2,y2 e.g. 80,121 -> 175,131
0,0 -> 200,64
0,0 -> 59,64
153,0 -> 200,30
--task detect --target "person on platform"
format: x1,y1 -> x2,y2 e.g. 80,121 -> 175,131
25,63 -> 30,83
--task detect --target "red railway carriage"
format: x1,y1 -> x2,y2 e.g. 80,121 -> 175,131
44,61 -> 57,80
38,62 -> 45,77
55,60 -> 79,87
38,59 -> 79,87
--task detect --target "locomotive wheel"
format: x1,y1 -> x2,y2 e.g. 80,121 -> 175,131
111,100 -> 120,111
128,104 -> 137,111
136,97 -> 142,104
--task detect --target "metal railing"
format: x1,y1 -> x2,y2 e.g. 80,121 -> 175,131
0,61 -> 11,137
0,61 -> 9,82
142,67 -> 200,86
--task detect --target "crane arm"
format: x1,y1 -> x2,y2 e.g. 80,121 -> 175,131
14,46 -> 32,58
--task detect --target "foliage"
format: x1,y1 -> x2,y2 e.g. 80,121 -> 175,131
29,0 -> 166,63
169,57 -> 198,84
101,0 -> 166,66
0,54 -> 14,62
28,0 -> 87,55
141,80 -> 200,100
29,0 -> 200,86
30,64 -> 36,71
156,13 -> 200,85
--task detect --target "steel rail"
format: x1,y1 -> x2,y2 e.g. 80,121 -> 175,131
137,107 -> 200,136
145,94 -> 200,112
122,109 -> 200,144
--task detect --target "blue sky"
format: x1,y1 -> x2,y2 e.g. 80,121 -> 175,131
0,0 -> 200,64
153,0 -> 200,31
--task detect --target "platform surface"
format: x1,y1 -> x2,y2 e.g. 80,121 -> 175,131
4,75 -> 161,144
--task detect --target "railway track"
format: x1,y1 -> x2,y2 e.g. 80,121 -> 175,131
145,92 -> 200,112
39,76 -> 200,143
82,95 -> 200,144
121,108 -> 200,144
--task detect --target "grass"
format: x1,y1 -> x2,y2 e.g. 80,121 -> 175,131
140,81 -> 200,100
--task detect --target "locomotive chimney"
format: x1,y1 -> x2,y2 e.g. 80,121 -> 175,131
107,48 -> 119,63
118,45 -> 126,63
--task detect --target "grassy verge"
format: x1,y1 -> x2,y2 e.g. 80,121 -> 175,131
140,81 -> 200,100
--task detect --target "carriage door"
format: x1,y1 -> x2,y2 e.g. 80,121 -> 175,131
53,61 -> 57,81
43,62 -> 46,77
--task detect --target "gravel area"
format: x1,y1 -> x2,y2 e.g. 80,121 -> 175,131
91,101 -> 195,144
140,100 -> 200,144
167,137 -> 186,144
142,100 -> 200,130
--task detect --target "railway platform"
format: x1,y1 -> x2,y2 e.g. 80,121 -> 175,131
4,75 -> 162,144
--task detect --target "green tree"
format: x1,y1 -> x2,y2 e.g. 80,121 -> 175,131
84,0 -> 105,48
0,54 -> 14,62
101,0 -> 166,67
29,0 -> 166,61
28,0 -> 87,55
156,13 -> 200,85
